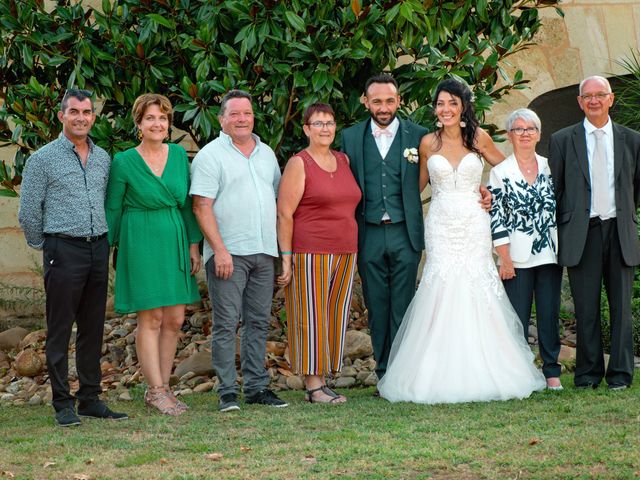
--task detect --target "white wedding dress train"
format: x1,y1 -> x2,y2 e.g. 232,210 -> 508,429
378,153 -> 546,404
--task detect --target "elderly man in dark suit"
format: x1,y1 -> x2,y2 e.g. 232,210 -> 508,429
341,74 -> 428,381
549,75 -> 640,390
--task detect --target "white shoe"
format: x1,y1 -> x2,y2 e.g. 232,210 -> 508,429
546,378 -> 563,391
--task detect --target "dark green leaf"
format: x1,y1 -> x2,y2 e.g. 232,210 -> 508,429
147,13 -> 174,29
0,189 -> 18,198
285,11 -> 305,33
22,44 -> 33,69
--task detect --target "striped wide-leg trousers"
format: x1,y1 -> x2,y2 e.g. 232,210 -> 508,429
284,253 -> 357,375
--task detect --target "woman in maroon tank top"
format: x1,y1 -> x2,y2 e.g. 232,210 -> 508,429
277,103 -> 362,404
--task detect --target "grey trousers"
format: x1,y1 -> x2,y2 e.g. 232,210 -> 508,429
206,254 -> 274,396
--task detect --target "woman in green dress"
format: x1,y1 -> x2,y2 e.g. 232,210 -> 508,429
106,94 -> 202,416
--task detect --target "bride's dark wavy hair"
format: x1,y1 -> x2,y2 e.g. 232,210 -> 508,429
432,78 -> 480,154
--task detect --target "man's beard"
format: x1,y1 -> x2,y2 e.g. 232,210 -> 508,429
371,111 -> 396,127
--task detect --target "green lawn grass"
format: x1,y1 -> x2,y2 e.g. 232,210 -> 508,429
1,376 -> 639,479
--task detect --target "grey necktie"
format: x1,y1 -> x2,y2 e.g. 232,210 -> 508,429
591,130 -> 609,217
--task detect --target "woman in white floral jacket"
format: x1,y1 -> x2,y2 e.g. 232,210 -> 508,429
488,108 -> 563,391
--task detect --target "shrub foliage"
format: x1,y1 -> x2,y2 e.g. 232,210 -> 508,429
0,0 -> 562,196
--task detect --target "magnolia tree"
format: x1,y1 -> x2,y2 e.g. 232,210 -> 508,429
0,0 -> 561,196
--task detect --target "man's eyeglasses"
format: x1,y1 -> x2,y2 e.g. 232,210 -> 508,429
510,127 -> 539,136
308,121 -> 336,129
579,92 -> 610,101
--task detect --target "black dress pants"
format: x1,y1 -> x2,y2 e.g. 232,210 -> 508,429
503,263 -> 563,378
43,235 -> 109,411
568,219 -> 635,387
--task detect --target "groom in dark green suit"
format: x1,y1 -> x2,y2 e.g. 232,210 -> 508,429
341,74 -> 428,380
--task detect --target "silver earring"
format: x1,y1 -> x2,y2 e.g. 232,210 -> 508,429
460,121 -> 466,128
436,121 -> 443,128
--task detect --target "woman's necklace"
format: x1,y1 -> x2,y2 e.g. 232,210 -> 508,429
149,163 -> 163,175
517,157 -> 537,175
138,145 -> 166,175
307,149 -> 336,177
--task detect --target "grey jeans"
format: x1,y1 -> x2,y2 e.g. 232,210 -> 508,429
206,254 -> 274,396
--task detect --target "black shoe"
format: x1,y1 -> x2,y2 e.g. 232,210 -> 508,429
78,400 -> 128,420
218,393 -> 240,412
245,389 -> 288,408
55,407 -> 81,427
575,382 -> 599,390
608,384 -> 629,391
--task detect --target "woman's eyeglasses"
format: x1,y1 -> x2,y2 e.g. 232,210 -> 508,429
510,127 -> 539,136
308,121 -> 336,129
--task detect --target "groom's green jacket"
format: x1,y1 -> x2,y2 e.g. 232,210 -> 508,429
341,117 -> 428,252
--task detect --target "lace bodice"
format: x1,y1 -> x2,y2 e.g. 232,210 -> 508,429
422,153 -> 503,299
428,153 -> 483,196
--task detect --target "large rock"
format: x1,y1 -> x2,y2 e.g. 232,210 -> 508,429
1,393 -> 15,402
14,349 -> 45,377
19,329 -> 47,349
558,345 -> 576,363
285,375 -> 304,391
338,366 -> 357,377
118,390 -> 132,401
342,330 -> 373,360
0,350 -> 10,370
563,333 -> 577,347
361,357 -> 376,370
363,372 -> 378,386
335,376 -> 356,388
0,327 -> 29,352
174,350 -> 215,378
266,341 -> 286,357
193,381 -> 215,393
189,311 -> 209,329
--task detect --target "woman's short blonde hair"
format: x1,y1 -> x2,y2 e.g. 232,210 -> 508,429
132,93 -> 173,127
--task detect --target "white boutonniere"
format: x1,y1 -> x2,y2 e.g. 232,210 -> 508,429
403,147 -> 419,163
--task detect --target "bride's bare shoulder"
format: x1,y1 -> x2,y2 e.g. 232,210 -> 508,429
422,131 -> 438,145
420,132 -> 440,157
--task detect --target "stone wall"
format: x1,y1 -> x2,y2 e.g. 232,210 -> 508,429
488,1 -> 640,154
1,1 -> 639,315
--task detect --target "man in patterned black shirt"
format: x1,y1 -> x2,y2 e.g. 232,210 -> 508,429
19,89 -> 127,426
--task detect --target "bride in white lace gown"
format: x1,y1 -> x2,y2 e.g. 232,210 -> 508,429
378,79 -> 546,403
